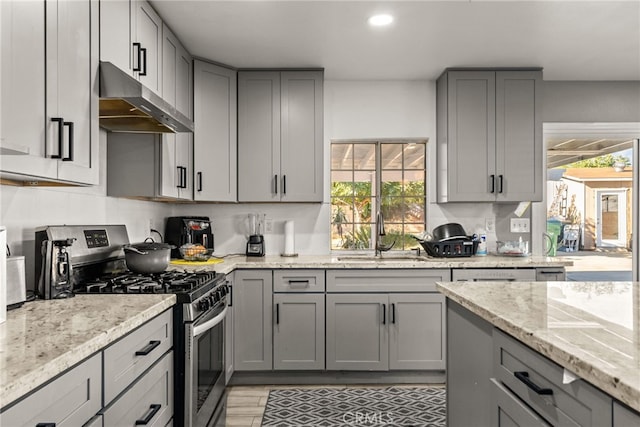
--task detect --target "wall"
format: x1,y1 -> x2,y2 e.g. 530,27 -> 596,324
198,79 -> 513,255
0,130 -> 173,287
543,81 -> 640,123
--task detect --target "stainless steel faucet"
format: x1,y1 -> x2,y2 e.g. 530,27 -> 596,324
375,211 -> 394,256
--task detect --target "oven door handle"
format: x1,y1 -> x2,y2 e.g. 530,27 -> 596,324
193,305 -> 228,338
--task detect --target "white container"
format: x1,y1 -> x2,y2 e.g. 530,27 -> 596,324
0,226 -> 7,324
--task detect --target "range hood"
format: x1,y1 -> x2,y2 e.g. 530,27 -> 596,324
99,61 -> 193,133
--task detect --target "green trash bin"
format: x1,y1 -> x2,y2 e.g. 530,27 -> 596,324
546,220 -> 562,256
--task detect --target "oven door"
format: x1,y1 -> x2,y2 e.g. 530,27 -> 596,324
185,301 -> 228,427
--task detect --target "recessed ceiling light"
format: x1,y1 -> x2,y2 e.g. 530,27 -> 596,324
368,14 -> 393,27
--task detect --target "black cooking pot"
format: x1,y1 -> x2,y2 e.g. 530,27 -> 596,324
432,223 -> 468,242
123,238 -> 175,274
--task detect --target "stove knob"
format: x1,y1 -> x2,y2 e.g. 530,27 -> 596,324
211,293 -> 219,304
198,299 -> 210,312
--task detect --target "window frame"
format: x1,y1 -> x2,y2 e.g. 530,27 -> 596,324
330,138 -> 428,252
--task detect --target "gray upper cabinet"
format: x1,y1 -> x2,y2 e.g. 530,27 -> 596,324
1,0 -> 99,185
100,0 -> 162,95
238,70 -> 323,202
233,270 -> 273,371
193,60 -> 237,202
273,293 -> 325,370
437,69 -> 542,203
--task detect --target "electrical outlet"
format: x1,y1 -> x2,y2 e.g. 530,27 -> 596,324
485,218 -> 495,233
264,219 -> 274,233
510,218 -> 530,233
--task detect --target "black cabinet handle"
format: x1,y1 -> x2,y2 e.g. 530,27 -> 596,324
135,404 -> 161,425
135,340 -> 161,356
227,283 -> 232,307
514,371 -> 553,395
288,280 -> 310,284
36,424 -> 56,427
51,117 -> 64,159
283,175 -> 286,194
274,174 -> 278,194
62,121 -> 74,161
382,303 -> 386,325
391,303 -> 396,324
197,171 -> 203,192
276,303 -> 279,324
133,42 -> 142,72
176,166 -> 183,188
490,174 -> 495,193
177,166 -> 187,189
139,47 -> 147,76
183,167 -> 188,188
498,175 -> 504,193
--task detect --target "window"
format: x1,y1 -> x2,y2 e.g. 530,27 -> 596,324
330,140 -> 427,251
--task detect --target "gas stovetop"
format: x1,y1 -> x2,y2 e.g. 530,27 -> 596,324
75,270 -> 222,303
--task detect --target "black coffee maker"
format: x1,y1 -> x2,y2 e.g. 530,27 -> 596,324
165,216 -> 214,258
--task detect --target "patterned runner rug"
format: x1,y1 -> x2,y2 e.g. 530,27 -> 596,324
261,386 -> 446,427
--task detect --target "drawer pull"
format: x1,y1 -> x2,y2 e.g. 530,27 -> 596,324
135,340 -> 161,356
288,279 -> 310,287
36,424 -> 56,427
135,403 -> 161,425
514,371 -> 553,395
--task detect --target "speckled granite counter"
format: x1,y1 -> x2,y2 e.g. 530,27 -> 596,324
177,254 -> 571,275
0,294 -> 176,408
436,281 -> 640,411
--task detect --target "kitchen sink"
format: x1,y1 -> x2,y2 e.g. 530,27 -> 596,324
336,255 -> 431,262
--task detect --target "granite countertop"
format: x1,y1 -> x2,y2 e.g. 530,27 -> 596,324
436,280 -> 640,411
0,294 -> 176,408
179,254 -> 571,275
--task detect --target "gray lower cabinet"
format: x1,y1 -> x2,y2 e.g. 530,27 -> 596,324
0,353 -> 102,426
613,402 -> 640,426
326,293 -> 389,371
273,293 -> 325,370
234,270 -> 273,370
102,351 -> 173,427
225,273 -> 235,383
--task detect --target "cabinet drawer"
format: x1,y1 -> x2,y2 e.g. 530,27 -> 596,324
490,378 -> 550,426
326,269 -> 451,292
1,353 -> 102,426
104,309 -> 173,404
102,351 -> 173,427
493,329 -> 612,427
274,270 -> 325,292
613,401 -> 640,426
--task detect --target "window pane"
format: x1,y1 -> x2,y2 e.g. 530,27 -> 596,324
381,144 -> 403,169
404,197 -> 425,223
381,197 -> 404,223
331,144 -> 353,170
404,143 -> 426,169
331,173 -> 354,197
404,170 -> 425,196
344,223 -> 372,250
354,197 -> 373,222
353,171 -> 375,197
353,144 -> 376,170
381,171 -> 403,197
331,198 -> 354,224
331,222 -> 353,250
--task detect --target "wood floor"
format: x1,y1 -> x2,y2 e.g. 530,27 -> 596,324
224,384 -> 445,426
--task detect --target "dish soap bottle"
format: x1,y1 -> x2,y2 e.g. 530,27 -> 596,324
476,232 -> 488,256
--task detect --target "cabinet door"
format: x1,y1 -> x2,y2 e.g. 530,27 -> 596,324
326,293 -> 388,371
0,0 -> 55,178
389,293 -> 446,370
490,379 -> 550,427
134,0 -> 162,95
273,293 -> 325,370
233,270 -> 273,371
1,353 -> 102,426
280,71 -> 323,202
159,134 -> 180,199
49,0 -> 99,184
194,61 -> 237,202
225,274 -> 235,384
495,71 -> 542,202
446,71 -> 496,202
237,71 -> 281,202
99,0 -> 133,75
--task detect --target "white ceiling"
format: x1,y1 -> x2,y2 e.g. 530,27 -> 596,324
151,0 -> 640,81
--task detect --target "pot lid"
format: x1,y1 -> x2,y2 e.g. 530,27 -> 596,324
126,238 -> 173,251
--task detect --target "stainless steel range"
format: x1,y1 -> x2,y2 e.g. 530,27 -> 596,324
35,225 -> 228,427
